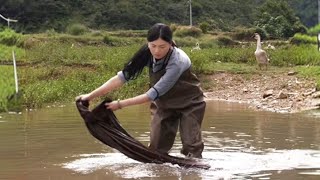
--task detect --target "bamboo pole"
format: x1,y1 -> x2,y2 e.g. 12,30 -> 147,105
0,14 -> 18,28
12,50 -> 18,93
189,0 -> 192,27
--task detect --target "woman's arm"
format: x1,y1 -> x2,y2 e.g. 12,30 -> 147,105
106,93 -> 151,111
77,75 -> 124,101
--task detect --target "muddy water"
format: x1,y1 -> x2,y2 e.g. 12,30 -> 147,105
0,100 -> 320,180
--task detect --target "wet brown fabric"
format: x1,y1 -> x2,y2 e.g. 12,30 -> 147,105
75,99 -> 210,169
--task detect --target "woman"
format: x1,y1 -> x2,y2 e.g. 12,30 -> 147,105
77,23 -> 206,158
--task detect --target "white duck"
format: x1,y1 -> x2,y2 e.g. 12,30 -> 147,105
254,33 -> 269,70
191,42 -> 201,52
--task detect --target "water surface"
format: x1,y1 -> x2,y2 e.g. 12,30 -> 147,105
0,100 -> 320,179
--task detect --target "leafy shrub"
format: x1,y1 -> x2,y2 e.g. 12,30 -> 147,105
103,34 -> 113,45
66,24 -> 88,36
307,24 -> 320,36
292,21 -> 307,35
199,22 -> 210,34
174,26 -> 202,37
254,0 -> 306,38
170,24 -> 178,32
232,27 -> 268,40
216,36 -> 239,47
290,33 -> 317,45
45,29 -> 57,36
0,28 -> 22,46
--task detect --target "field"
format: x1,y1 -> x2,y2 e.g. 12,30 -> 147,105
0,30 -> 320,111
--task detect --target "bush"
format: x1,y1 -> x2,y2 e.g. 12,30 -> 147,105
293,20 -> 307,34
103,34 -> 114,45
254,1 -> 305,38
308,24 -> 320,36
290,33 -> 317,45
66,24 -> 88,36
0,28 -> 22,46
174,26 -> 202,37
169,24 -> 178,32
45,29 -> 57,36
199,22 -> 210,34
232,27 -> 268,41
216,36 -> 239,47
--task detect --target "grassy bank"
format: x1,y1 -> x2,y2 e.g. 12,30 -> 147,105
0,66 -> 16,111
1,30 -> 320,111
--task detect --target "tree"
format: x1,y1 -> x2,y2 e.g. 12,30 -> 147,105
254,0 -> 307,38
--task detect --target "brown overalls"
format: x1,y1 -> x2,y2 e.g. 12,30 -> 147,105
148,52 -> 206,158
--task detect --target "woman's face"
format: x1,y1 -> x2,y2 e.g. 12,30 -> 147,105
148,38 -> 171,59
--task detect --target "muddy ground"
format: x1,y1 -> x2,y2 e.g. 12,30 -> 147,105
203,71 -> 320,113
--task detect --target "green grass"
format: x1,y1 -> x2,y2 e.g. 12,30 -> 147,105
0,66 -> 16,111
295,66 -> 320,90
1,30 -> 320,111
0,45 -> 25,62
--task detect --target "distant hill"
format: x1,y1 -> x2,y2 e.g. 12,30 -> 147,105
0,0 -> 317,33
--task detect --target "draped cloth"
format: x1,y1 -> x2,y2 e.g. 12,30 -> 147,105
75,99 -> 210,169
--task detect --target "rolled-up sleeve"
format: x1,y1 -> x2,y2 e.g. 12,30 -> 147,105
146,87 -> 159,100
117,71 -> 127,83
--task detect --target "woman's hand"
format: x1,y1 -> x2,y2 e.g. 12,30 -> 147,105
75,93 -> 91,101
105,100 -> 122,111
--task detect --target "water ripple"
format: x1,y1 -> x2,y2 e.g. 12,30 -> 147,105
61,149 -> 320,179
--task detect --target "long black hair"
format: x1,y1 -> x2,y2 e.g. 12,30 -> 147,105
122,23 -> 174,81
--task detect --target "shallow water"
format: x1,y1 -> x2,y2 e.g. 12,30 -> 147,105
0,100 -> 320,180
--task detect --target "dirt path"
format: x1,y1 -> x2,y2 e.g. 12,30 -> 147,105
203,71 -> 320,113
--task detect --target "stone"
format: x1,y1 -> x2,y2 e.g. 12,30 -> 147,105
263,90 -> 273,98
277,91 -> 288,99
312,91 -> 320,98
287,71 -> 297,76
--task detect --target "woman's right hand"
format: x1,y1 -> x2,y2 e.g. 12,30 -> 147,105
75,93 -> 92,101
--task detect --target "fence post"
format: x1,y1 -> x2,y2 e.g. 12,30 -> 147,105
318,33 -> 320,51
12,51 -> 18,93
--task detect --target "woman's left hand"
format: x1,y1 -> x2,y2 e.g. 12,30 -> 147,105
105,100 -> 122,111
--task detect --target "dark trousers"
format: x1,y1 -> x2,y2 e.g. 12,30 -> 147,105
149,101 -> 206,158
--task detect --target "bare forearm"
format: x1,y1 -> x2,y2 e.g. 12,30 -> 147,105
88,75 -> 124,100
119,94 -> 151,108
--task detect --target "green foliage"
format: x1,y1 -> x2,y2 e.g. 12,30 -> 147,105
286,0 -> 317,27
0,28 -> 22,46
269,44 -> 320,66
295,66 -> 320,90
216,36 -> 239,47
0,44 -> 13,62
169,24 -> 178,32
21,68 -> 112,108
1,0 -> 316,33
45,29 -> 58,36
254,0 -> 307,38
0,44 -> 25,63
307,24 -> 320,36
232,27 -> 255,41
174,26 -> 202,38
102,34 -> 113,45
0,66 -> 16,112
199,22 -> 210,34
232,27 -> 268,41
290,33 -> 317,45
66,24 -> 88,36
2,30 -> 320,109
187,46 -> 256,74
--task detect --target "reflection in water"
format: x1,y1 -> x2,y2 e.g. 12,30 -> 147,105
0,100 -> 320,179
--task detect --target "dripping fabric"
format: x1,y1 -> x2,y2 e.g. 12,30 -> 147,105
75,99 -> 210,169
